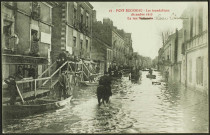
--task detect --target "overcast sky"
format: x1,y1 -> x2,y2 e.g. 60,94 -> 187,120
90,2 -> 193,59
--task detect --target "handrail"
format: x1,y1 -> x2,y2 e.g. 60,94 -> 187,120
50,61 -> 68,78
82,70 -> 88,78
38,61 -> 57,78
82,60 -> 93,75
16,77 -> 50,84
41,61 -> 68,86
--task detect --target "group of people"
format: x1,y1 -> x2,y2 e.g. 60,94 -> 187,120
108,65 -> 123,78
4,65 -> 36,105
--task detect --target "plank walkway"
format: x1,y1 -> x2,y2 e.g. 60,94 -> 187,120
2,89 -> 50,104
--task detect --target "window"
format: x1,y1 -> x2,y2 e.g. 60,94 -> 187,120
73,37 -> 76,47
73,2 -> 77,26
196,57 -> 203,85
86,39 -> 88,50
73,8 -> 77,25
86,13 -> 89,28
80,40 -> 83,50
190,17 -> 193,38
167,55 -> 169,60
80,7 -> 84,23
181,43 -> 185,54
32,2 -> 40,20
31,29 -> 39,54
198,8 -> 203,34
3,21 -> 12,50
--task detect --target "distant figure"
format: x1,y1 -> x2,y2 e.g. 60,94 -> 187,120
149,68 -> 153,75
165,69 -> 169,82
16,66 -> 24,79
108,66 -> 112,76
23,65 -> 36,90
56,51 -> 67,72
58,71 -> 68,100
96,65 -> 100,74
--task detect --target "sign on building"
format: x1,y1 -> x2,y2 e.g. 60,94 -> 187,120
41,32 -> 51,44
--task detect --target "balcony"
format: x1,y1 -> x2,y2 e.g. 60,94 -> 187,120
185,30 -> 208,52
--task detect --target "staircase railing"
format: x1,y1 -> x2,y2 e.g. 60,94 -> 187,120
38,61 -> 57,78
14,60 -> 97,99
16,61 -> 69,98
42,61 -> 68,86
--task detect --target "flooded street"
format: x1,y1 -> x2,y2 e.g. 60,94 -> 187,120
3,71 -> 209,133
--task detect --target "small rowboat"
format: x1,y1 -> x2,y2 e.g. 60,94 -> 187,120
80,81 -> 99,86
3,96 -> 72,118
146,74 -> 156,79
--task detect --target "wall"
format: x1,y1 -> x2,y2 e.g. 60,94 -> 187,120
186,46 -> 208,92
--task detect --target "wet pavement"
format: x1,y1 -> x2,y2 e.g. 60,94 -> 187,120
2,71 -> 209,133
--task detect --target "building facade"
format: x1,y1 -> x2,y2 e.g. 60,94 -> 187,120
181,3 -> 208,93
2,2 -> 56,81
158,2 -> 208,94
91,17 -> 133,72
51,2 -> 93,63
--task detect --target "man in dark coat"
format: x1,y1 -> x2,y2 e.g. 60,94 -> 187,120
58,71 -> 69,100
4,75 -> 18,105
99,71 -> 112,97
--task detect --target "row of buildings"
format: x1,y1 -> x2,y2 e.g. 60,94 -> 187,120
1,2 -> 135,81
158,3 -> 208,94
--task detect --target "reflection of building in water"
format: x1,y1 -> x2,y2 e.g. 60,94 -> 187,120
158,3 -> 208,94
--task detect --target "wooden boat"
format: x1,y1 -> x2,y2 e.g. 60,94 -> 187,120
152,81 -> 161,85
2,96 -> 72,118
146,74 -> 156,79
80,81 -> 99,86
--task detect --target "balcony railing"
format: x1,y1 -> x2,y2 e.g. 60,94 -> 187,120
185,30 -> 208,51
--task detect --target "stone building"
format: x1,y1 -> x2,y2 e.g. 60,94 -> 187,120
2,2 -> 56,81
158,2 -> 208,94
181,2 -> 208,93
51,2 -> 93,62
91,17 -> 133,71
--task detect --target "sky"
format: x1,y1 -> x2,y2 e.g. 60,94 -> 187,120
90,2 -> 193,59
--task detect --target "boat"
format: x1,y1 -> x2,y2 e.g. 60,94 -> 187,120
80,81 -> 99,86
146,74 -> 156,79
2,96 -> 72,118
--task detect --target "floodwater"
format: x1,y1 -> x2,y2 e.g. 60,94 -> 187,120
2,71 -> 209,133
